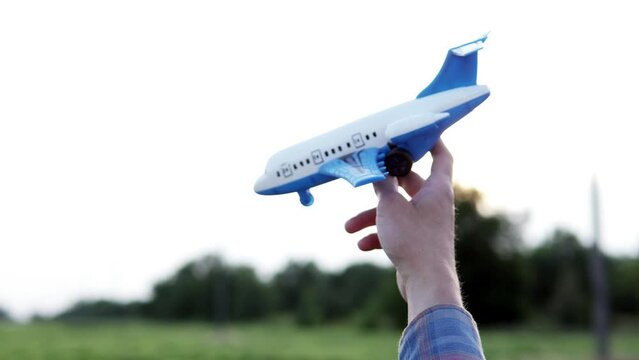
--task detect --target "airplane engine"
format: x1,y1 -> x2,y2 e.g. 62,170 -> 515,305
384,148 -> 413,177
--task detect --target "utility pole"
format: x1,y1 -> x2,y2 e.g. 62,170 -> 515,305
590,176 -> 609,360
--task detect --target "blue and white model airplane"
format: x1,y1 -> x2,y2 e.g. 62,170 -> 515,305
255,36 -> 490,206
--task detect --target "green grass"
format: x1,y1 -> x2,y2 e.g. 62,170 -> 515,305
0,321 -> 398,360
1,321 -> 638,360
481,328 -> 639,360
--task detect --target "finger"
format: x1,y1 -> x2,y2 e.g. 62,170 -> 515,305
357,233 -> 382,251
430,139 -> 453,182
345,208 -> 377,233
398,171 -> 425,197
373,176 -> 398,200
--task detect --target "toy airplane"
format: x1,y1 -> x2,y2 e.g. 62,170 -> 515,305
255,36 -> 490,206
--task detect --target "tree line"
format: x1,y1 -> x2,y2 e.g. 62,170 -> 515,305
7,187 -> 638,328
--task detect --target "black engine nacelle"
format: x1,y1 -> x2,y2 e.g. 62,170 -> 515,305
384,148 -> 413,177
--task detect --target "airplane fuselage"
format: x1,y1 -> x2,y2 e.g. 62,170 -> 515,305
255,85 -> 489,197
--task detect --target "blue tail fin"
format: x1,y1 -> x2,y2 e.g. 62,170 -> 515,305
416,35 -> 488,99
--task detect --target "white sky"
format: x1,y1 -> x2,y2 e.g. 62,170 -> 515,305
1,1 -> 638,320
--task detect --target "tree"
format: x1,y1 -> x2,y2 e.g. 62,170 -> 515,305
609,257 -> 639,315
0,307 -> 11,322
454,186 -> 528,324
357,268 -> 407,329
271,261 -> 328,326
149,255 -> 270,322
529,229 -> 591,326
324,263 -> 386,319
55,300 -> 145,321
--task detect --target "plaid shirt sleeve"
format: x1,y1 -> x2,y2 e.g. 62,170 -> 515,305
399,305 -> 485,360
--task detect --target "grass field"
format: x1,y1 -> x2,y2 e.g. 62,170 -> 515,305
1,321 -> 638,360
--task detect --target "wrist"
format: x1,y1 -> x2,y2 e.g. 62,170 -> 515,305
403,266 -> 463,323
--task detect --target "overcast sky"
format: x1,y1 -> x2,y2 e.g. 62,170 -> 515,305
1,1 -> 638,320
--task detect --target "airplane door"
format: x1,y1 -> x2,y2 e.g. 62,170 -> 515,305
311,150 -> 323,164
352,133 -> 365,148
281,163 -> 292,177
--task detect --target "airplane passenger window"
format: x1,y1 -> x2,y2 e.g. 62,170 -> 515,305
347,142 -> 351,148
338,146 -> 342,151
277,171 -> 281,177
365,134 -> 370,140
299,161 -> 304,167
306,159 -> 310,164
331,149 -> 336,154
324,151 -> 329,157
293,164 -> 297,170
373,131 -> 377,137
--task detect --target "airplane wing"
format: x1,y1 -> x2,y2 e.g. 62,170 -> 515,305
385,112 -> 449,141
318,148 -> 386,187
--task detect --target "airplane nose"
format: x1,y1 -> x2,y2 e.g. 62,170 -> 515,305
254,175 -> 268,194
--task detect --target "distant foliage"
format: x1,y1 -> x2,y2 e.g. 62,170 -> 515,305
609,257 -> 639,315
454,186 -> 528,324
56,300 -> 146,321
50,186 -> 639,329
326,264 -> 396,322
0,307 -> 11,322
271,262 -> 404,327
357,268 -> 406,329
529,230 -> 591,326
148,255 -> 271,322
272,262 -> 327,325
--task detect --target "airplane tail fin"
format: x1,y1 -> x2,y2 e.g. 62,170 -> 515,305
416,35 -> 488,99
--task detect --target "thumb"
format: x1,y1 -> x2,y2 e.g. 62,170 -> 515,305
373,177 -> 407,212
373,176 -> 398,200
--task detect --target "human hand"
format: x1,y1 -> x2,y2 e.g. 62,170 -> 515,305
345,140 -> 462,322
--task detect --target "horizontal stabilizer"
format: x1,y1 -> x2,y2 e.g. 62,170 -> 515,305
451,40 -> 484,56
